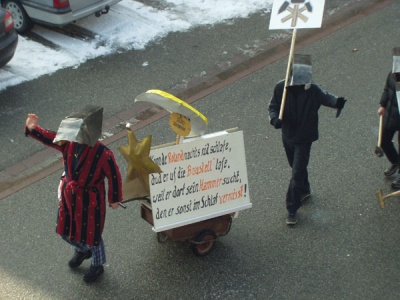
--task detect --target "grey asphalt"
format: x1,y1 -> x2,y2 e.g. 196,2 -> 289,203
1,0 -> 400,299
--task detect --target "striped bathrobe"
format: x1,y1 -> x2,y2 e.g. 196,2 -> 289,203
25,125 -> 122,246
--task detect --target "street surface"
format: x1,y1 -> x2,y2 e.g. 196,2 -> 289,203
1,0 -> 400,299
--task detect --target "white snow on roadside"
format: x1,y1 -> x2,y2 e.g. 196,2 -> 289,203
0,0 -> 273,92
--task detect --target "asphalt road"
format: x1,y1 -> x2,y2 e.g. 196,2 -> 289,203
1,0 -> 400,299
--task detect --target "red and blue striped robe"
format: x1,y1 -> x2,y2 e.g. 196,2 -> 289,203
25,125 -> 123,246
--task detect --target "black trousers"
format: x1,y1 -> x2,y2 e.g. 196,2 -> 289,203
283,137 -> 312,214
381,129 -> 400,165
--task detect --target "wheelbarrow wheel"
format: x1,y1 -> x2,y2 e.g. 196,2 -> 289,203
192,230 -> 217,256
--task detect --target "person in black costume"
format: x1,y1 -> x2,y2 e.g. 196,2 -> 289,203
378,48 -> 400,188
268,54 -> 347,225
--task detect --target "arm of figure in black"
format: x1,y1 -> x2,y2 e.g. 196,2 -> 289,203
268,80 -> 284,129
314,84 -> 347,118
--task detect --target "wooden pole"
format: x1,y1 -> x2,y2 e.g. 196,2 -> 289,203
279,28 -> 297,120
375,114 -> 384,157
377,188 -> 400,208
378,115 -> 383,147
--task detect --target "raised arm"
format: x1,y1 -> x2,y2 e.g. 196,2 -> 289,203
24,113 -> 62,151
26,114 -> 39,130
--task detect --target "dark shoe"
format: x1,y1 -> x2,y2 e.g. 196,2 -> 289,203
391,177 -> 400,189
83,265 -> 104,283
286,213 -> 298,225
68,251 -> 92,269
300,192 -> 311,203
384,164 -> 399,177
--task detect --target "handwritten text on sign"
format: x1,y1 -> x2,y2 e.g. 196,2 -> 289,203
149,131 -> 251,232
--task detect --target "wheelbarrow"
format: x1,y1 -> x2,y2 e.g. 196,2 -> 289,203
117,93 -> 250,256
122,197 -> 235,256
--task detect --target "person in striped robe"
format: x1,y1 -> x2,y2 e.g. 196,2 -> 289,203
25,107 -> 123,283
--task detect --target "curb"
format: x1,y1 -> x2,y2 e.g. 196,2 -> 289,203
0,0 -> 393,200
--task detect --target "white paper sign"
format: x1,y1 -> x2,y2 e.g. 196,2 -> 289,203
149,130 -> 251,232
269,0 -> 325,30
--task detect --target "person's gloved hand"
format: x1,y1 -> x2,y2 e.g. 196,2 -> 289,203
271,118 -> 283,129
336,97 -> 347,118
336,97 -> 347,109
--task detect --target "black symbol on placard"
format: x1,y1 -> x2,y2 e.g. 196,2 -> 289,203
278,0 -> 313,27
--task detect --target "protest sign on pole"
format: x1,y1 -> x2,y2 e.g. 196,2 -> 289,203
269,0 -> 325,30
268,0 -> 326,120
148,130 -> 251,232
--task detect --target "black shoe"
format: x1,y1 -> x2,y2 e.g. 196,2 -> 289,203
83,265 -> 104,283
384,164 -> 399,177
286,213 -> 298,225
391,177 -> 400,189
68,251 -> 92,269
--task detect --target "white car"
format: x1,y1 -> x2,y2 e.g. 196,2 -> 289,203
1,0 -> 121,33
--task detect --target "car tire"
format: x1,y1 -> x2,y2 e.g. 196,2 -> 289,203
3,0 -> 33,33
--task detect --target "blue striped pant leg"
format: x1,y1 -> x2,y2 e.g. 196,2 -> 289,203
62,235 -> 90,253
89,238 -> 106,266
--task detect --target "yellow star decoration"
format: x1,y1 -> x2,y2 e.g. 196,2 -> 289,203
118,128 -> 162,200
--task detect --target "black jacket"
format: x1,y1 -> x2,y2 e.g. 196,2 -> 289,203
268,80 -> 338,143
380,72 -> 400,131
